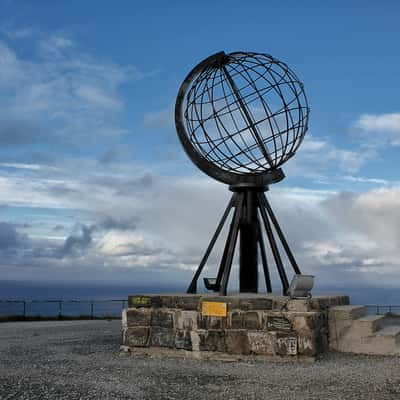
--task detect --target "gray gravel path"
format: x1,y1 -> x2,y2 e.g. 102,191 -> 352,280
1,320 -> 400,399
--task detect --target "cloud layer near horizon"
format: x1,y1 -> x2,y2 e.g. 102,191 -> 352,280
2,160 -> 400,290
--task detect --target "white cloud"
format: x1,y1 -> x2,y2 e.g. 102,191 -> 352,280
0,35 -> 149,149
355,113 -> 400,134
76,85 -> 122,110
285,136 -> 369,177
2,157 -> 400,288
353,112 -> 400,147
143,106 -> 173,129
343,175 -> 389,185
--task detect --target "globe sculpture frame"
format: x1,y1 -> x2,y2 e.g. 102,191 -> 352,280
175,51 -> 310,295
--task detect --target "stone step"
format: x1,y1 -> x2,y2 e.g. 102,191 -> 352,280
351,314 -> 386,337
367,327 -> 400,355
376,325 -> 400,341
329,305 -> 366,321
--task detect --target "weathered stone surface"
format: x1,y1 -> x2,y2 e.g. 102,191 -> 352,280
237,297 -> 273,311
151,309 -> 175,328
274,333 -> 298,356
297,334 -> 318,356
310,295 -> 350,310
229,311 -> 242,329
290,312 -> 322,334
175,330 -> 192,350
247,331 -> 274,355
287,299 -> 311,312
150,327 -> 175,348
123,327 -> 150,347
225,330 -> 250,355
128,295 -> 161,308
197,329 -> 226,352
271,295 -> 349,313
123,293 -> 350,358
271,296 -> 291,310
329,318 -> 352,348
328,309 -> 400,355
190,331 -> 201,352
123,308 -> 152,327
316,328 -> 329,353
199,295 -> 272,312
197,315 -> 227,330
350,315 -> 385,337
243,311 -> 261,330
175,310 -> 198,330
160,295 -> 202,310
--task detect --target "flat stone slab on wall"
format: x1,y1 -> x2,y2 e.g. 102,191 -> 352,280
122,294 -> 349,360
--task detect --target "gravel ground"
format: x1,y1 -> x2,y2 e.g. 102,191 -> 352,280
1,320 -> 400,400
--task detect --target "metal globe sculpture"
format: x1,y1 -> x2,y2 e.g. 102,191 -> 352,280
175,51 -> 310,295
176,51 -> 309,186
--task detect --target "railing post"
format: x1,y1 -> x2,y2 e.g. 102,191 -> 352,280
58,301 -> 62,319
23,301 -> 26,318
90,302 -> 94,319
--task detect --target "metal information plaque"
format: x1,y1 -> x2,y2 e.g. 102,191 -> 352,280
266,316 -> 292,332
201,301 -> 227,317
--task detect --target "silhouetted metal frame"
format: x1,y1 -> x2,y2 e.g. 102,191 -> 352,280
175,51 -> 288,187
175,51 -> 309,186
176,51 -> 309,294
186,188 -> 301,295
187,193 -> 237,293
258,220 -> 272,293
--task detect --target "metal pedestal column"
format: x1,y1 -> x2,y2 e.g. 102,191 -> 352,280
239,190 -> 258,293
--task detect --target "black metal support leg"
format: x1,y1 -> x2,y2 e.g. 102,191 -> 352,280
261,194 -> 301,275
214,196 -> 241,291
257,221 -> 272,293
257,193 -> 289,294
187,187 -> 301,296
187,193 -> 237,293
219,193 -> 244,296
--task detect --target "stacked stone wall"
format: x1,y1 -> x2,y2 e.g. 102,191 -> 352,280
122,294 -> 348,358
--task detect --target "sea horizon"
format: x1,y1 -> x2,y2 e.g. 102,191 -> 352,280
1,279 -> 399,306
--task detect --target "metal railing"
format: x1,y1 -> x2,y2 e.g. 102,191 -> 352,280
365,305 -> 400,315
0,299 -> 126,320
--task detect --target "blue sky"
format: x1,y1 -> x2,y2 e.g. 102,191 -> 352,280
0,0 -> 400,292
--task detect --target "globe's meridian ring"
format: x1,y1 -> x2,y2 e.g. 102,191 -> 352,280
175,50 -> 308,186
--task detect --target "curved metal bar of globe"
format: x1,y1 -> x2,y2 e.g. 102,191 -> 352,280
261,194 -> 301,275
219,193 -> 245,296
257,220 -> 272,293
221,66 -> 274,169
256,193 -> 289,294
187,193 -> 237,294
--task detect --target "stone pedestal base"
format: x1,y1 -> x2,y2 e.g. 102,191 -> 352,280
122,294 -> 349,360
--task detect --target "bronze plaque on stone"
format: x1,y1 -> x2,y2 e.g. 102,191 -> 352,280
130,296 -> 152,307
201,301 -> 227,317
266,316 -> 292,332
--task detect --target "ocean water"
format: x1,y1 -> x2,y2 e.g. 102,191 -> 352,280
0,280 -> 399,317
0,280 -> 184,318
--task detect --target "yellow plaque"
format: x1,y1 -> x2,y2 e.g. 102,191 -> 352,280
201,301 -> 227,317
